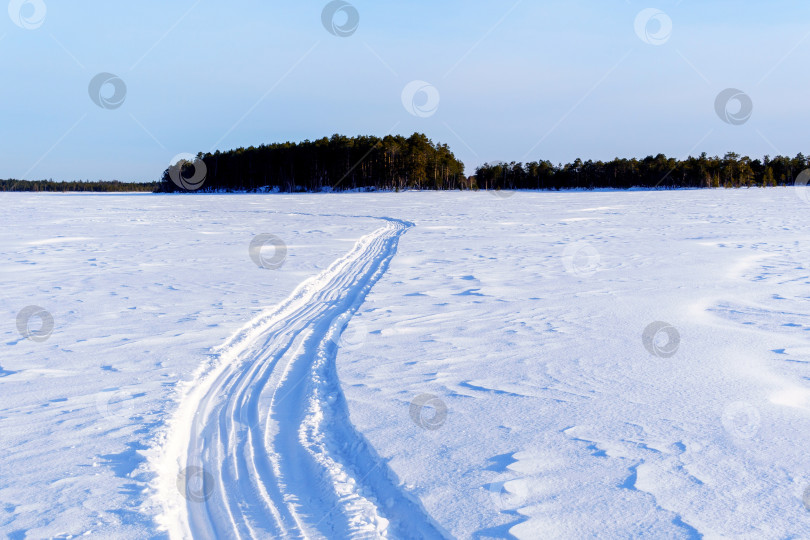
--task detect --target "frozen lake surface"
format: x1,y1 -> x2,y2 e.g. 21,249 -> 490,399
3,189 -> 810,538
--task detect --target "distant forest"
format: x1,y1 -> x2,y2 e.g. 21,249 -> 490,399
2,135 -> 809,192
159,134 -> 809,192
0,179 -> 157,192
473,152 -> 810,191
158,133 -> 465,193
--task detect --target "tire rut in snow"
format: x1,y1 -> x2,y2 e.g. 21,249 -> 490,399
154,218 -> 447,539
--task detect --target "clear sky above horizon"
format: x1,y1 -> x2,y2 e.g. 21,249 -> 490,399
2,0 -> 809,182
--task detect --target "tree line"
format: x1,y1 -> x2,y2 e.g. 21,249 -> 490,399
158,133 -> 466,192
2,142 -> 808,193
0,179 -> 157,192
474,152 -> 809,191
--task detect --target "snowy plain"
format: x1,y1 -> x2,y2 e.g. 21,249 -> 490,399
3,189 -> 810,539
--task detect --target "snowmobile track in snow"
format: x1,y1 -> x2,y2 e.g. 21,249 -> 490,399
152,217 -> 447,539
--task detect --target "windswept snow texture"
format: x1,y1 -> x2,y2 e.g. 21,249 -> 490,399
3,189 -> 810,539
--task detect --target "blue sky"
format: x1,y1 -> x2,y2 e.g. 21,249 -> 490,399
2,0 -> 809,181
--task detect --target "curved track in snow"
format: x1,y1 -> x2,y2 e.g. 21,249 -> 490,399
153,218 -> 447,539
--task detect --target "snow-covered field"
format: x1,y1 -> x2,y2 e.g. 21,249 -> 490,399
3,189 -> 810,539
